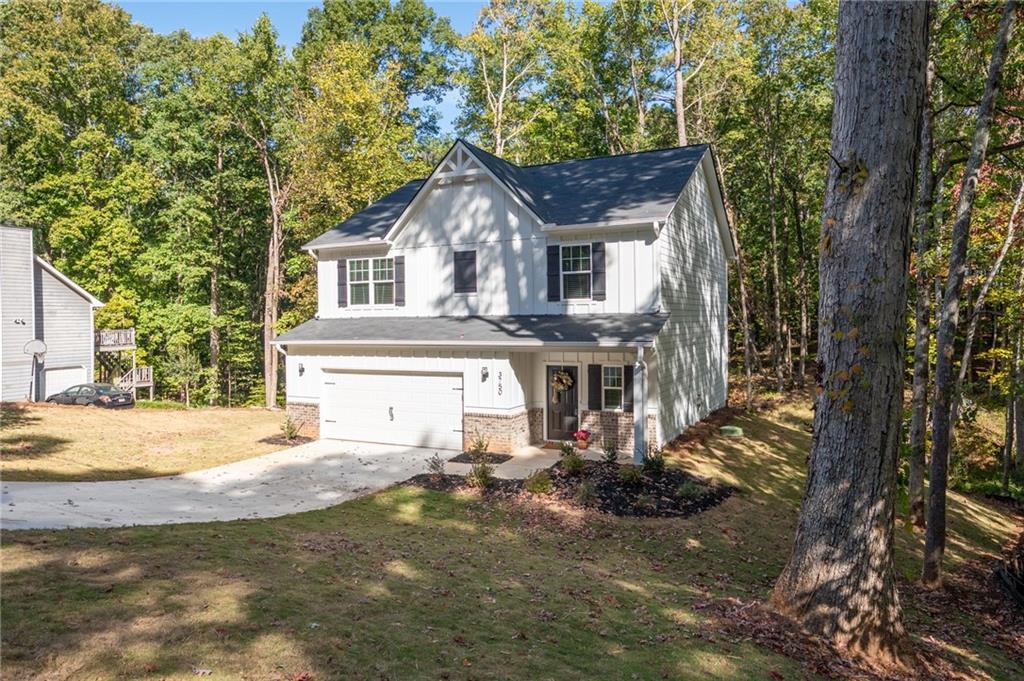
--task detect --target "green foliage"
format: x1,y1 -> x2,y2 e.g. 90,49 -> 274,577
618,465 -> 643,486
641,449 -> 666,477
426,453 -> 446,478
602,441 -> 619,464
280,417 -> 300,442
561,451 -> 585,475
558,441 -> 576,457
466,458 -> 495,489
675,480 -> 706,501
525,469 -> 553,494
574,479 -> 596,506
469,434 -> 490,456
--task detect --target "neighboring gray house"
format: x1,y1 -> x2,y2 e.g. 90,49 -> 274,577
275,141 -> 735,459
1,225 -> 103,402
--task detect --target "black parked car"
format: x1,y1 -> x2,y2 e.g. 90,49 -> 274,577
46,383 -> 135,408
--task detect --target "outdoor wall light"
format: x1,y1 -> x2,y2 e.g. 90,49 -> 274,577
298,363 -> 305,376
481,366 -> 489,382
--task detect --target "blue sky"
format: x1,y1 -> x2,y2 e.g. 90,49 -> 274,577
116,1 -> 489,133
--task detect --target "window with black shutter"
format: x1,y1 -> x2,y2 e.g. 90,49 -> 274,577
591,242 -> 606,301
453,250 -> 477,293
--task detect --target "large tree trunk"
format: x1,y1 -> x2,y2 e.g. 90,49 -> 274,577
908,58 -> 936,529
1005,329 -> 1020,493
950,179 -> 1023,426
923,0 -> 1017,588
209,146 -> 224,406
791,184 -> 810,388
768,151 -> 786,393
771,0 -> 928,661
259,146 -> 286,410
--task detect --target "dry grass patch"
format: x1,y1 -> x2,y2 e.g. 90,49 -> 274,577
0,402 -> 286,481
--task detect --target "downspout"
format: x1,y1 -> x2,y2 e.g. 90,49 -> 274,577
633,344 -> 648,463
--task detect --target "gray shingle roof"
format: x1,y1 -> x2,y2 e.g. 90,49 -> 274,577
303,141 -> 709,250
274,313 -> 668,347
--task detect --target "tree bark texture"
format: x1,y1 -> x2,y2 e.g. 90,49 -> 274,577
923,0 -> 1017,588
950,179 -> 1023,427
771,0 -> 928,660
908,58 -> 936,529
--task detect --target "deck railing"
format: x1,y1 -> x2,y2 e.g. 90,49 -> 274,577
95,328 -> 136,350
116,366 -> 154,391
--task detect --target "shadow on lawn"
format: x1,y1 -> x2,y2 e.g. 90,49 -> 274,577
0,487 -> 803,680
0,433 -> 70,460
1,402 -> 1020,680
0,403 -> 42,431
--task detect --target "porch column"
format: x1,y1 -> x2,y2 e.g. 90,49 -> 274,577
633,345 -> 647,463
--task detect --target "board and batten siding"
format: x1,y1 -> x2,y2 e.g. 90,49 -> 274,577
654,162 -> 729,444
285,347 -> 529,415
35,260 -> 96,398
526,349 -> 658,415
1,226 -> 37,401
315,174 -> 661,318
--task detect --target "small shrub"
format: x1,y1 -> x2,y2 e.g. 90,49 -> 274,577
562,451 -> 585,475
558,441 -> 576,457
280,416 -> 300,441
469,434 -> 490,457
675,480 -> 705,501
642,449 -> 666,477
525,469 -> 553,495
426,453 -> 446,478
575,480 -> 596,506
618,465 -> 643,486
634,493 -> 657,512
602,441 -> 619,464
467,459 -> 495,489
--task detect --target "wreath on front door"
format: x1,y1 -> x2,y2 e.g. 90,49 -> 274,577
550,369 -> 574,404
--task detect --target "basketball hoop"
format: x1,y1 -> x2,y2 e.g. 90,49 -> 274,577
23,339 -> 47,402
23,339 -> 47,364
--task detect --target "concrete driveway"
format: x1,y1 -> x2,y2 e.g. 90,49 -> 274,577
1,440 -> 441,530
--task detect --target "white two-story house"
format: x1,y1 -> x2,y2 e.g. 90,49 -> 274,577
275,140 -> 734,459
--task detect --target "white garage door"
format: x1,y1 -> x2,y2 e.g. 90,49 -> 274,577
43,366 -> 87,398
321,371 -> 464,451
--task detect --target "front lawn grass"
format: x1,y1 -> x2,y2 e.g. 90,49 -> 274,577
2,401 -> 1021,680
0,402 -> 287,481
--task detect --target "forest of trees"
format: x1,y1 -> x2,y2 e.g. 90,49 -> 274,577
1,0 -> 1022,665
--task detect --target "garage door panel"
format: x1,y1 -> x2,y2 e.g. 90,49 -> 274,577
43,366 -> 87,398
321,371 -> 463,450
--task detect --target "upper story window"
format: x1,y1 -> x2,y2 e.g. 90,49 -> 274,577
348,257 -> 394,306
602,366 -> 623,410
561,244 -> 591,300
453,250 -> 477,293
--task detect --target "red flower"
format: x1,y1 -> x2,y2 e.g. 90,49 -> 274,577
573,429 -> 590,441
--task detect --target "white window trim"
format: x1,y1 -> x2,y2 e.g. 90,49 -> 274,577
602,365 -> 624,411
348,257 -> 395,307
560,244 -> 592,301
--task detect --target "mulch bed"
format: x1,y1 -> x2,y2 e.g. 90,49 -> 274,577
404,460 -> 732,519
547,459 -> 733,517
447,452 -> 513,464
259,435 -> 314,446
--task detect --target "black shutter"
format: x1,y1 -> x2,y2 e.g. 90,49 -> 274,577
454,250 -> 477,293
337,260 -> 347,308
588,364 -> 602,410
394,256 -> 405,306
547,244 -> 561,301
591,242 -> 606,301
623,365 -> 635,413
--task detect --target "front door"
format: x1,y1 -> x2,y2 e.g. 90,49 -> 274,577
546,365 -> 579,440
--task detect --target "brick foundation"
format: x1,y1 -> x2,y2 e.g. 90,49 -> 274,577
463,411 -> 531,453
286,401 -> 320,438
527,408 -> 544,445
579,411 -> 658,454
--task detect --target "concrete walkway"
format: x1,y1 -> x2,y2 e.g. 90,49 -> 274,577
1,440 -> 443,530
